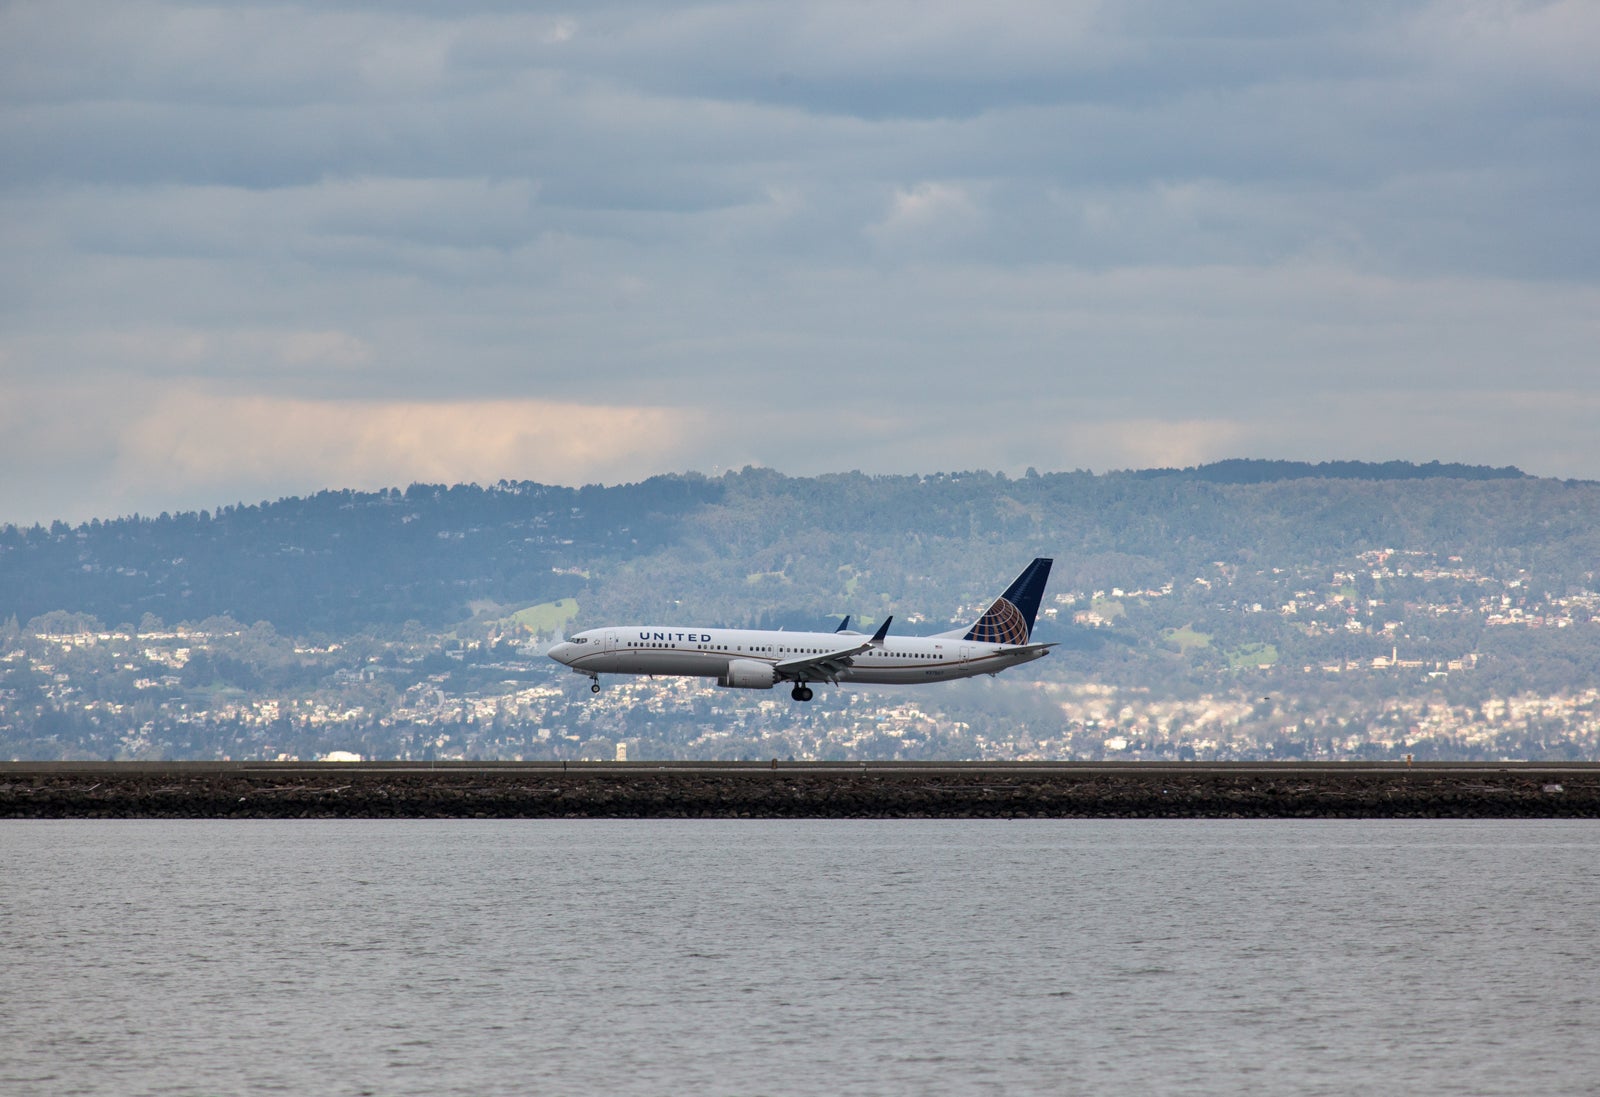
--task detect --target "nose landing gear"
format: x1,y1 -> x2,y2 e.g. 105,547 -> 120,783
790,684 -> 814,702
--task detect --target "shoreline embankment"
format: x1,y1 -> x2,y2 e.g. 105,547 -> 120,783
3,761 -> 1598,819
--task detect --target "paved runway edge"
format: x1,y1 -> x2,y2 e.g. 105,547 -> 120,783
4,762 -> 1598,818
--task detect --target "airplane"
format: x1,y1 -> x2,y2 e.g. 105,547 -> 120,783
547,558 -> 1054,702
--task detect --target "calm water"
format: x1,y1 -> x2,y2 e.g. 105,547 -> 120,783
3,820 -> 1597,1096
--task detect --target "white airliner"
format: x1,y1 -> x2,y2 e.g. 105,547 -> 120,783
548,558 -> 1054,702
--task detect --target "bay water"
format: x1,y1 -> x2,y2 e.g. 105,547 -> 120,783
3,820 -> 1597,1095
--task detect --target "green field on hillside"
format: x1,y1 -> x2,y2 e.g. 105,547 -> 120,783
1164,626 -> 1213,652
510,599 -> 580,635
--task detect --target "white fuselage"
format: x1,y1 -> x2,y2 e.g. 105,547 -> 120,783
548,625 -> 1048,687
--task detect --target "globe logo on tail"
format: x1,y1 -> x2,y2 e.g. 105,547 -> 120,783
967,597 -> 1031,645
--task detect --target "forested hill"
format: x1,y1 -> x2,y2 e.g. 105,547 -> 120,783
0,477 -> 722,633
1129,459 -> 1529,483
1,461 -> 1593,636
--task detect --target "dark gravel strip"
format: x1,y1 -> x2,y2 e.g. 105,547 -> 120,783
3,765 -> 1596,818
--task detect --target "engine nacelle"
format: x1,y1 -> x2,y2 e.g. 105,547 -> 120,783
718,658 -> 777,689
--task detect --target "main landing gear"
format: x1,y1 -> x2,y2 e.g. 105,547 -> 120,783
790,684 -> 814,702
590,682 -> 600,693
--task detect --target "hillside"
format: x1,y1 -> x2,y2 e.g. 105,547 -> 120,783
5,462 -> 1600,763
0,461 -> 1585,637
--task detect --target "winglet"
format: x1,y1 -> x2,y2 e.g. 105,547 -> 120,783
869,616 -> 893,646
834,615 -> 851,633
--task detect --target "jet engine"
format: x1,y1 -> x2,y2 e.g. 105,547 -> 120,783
718,659 -> 777,689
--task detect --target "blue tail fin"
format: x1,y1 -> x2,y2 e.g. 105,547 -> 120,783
964,558 -> 1053,644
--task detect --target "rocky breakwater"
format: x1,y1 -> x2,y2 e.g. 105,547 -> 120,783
3,762 -> 1598,819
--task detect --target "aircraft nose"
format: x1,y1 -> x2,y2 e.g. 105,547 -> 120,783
547,642 -> 576,665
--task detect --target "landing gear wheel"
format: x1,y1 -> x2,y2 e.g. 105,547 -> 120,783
590,681 -> 601,693
791,685 -> 814,702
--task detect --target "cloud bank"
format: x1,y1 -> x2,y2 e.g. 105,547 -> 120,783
2,0 -> 1597,522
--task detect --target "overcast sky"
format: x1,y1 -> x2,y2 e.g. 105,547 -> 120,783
3,0 -> 1597,524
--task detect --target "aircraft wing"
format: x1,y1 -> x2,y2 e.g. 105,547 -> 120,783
775,616 -> 892,683
773,645 -> 868,683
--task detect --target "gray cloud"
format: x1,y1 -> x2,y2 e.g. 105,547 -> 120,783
2,0 -> 1597,524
